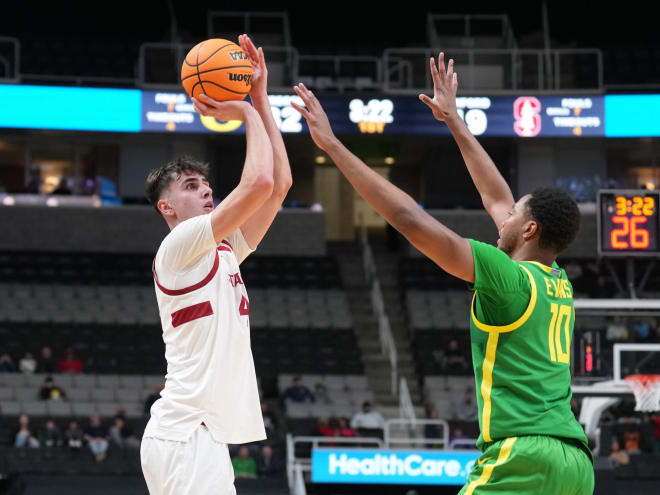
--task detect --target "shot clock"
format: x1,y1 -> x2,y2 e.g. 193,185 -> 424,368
597,190 -> 660,256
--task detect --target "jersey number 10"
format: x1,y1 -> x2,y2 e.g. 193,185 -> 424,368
548,303 -> 571,364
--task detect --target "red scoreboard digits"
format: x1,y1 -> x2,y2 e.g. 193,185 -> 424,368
598,190 -> 660,256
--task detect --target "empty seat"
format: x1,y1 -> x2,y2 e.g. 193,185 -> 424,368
120,402 -> 143,419
345,375 -> 368,390
1,374 -> 26,387
0,400 -> 21,415
97,375 -> 120,389
115,388 -> 140,403
97,402 -> 121,417
22,401 -> 47,416
50,373 -> 74,388
72,402 -> 96,417
68,389 -> 91,401
143,375 -> 165,389
73,375 -> 96,388
285,401 -> 311,418
91,389 -> 115,402
15,387 -> 39,402
119,375 -> 143,389
46,401 -> 72,417
25,373 -> 50,388
0,387 -> 14,400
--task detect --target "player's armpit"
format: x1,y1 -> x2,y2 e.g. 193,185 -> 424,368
483,200 -> 514,233
210,176 -> 273,245
239,189 -> 288,250
396,207 -> 475,283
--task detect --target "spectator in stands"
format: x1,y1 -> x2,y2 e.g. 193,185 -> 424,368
651,413 -> 660,454
606,317 -> 628,342
53,178 -> 72,195
261,402 -> 277,437
38,419 -> 63,448
453,387 -> 478,422
84,415 -> 109,463
18,352 -> 37,374
337,417 -> 357,437
64,421 -> 84,452
39,376 -> 67,401
283,377 -> 315,403
257,445 -> 283,477
317,417 -> 335,437
314,382 -> 332,404
424,407 -> 443,447
25,168 -> 41,194
13,414 -> 39,448
443,339 -> 467,372
450,427 -> 470,447
39,346 -> 57,373
0,352 -> 17,373
609,439 -> 630,467
232,446 -> 257,478
623,430 -> 641,455
143,383 -> 164,417
350,402 -> 385,435
58,347 -> 83,373
632,319 -> 652,342
109,416 -> 140,449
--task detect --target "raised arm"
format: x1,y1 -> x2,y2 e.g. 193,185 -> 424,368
419,53 -> 515,230
235,34 -> 293,249
290,84 -> 474,283
191,97 -> 274,245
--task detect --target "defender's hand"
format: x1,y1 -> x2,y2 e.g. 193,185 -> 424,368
290,83 -> 337,152
419,52 -> 459,122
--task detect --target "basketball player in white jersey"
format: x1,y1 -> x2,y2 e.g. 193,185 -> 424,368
140,35 -> 292,495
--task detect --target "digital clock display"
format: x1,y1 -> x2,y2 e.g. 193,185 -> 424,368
597,190 -> 660,256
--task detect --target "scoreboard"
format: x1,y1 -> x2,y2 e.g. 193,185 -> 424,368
597,190 -> 660,257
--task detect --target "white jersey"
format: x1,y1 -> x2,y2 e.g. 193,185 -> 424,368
143,213 -> 266,444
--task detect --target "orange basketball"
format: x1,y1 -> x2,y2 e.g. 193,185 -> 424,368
181,38 -> 252,102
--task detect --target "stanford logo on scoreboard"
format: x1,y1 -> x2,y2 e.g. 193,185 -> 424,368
513,97 -> 542,137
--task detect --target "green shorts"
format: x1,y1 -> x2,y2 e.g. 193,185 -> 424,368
458,435 -> 594,495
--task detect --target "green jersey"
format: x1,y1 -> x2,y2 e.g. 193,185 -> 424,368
468,239 -> 588,451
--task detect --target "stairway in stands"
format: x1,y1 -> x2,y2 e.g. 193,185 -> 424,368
329,241 -> 425,419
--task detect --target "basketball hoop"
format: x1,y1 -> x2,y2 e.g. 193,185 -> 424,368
625,375 -> 660,412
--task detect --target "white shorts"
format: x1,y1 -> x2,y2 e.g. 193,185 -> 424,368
141,424 -> 235,495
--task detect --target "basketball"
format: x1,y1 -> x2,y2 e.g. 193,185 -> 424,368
181,38 -> 252,102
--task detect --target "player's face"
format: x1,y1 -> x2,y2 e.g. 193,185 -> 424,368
497,194 -> 532,255
165,172 -> 214,223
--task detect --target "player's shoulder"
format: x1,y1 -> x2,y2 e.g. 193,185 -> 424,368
161,214 -> 211,246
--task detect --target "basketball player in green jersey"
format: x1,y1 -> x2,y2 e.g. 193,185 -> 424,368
291,53 -> 594,494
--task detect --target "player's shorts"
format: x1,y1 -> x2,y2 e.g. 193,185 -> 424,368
141,423 -> 235,495
458,435 -> 594,495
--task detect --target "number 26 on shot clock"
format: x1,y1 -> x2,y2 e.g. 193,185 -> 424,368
597,190 -> 660,256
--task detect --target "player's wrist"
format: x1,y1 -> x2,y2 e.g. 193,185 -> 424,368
444,111 -> 463,127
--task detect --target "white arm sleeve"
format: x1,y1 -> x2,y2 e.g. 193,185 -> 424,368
158,214 -> 217,273
224,228 -> 255,265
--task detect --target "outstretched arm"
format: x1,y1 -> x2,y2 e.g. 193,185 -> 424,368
235,34 -> 293,249
290,84 -> 474,283
419,53 -> 514,230
192,97 -> 274,245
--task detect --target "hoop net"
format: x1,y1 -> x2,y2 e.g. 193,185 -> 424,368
625,375 -> 660,412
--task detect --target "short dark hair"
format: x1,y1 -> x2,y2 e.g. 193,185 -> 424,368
144,156 -> 209,213
526,187 -> 580,254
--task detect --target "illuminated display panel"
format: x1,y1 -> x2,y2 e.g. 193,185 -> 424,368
597,190 -> 660,257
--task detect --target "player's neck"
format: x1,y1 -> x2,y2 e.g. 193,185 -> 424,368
510,245 -> 556,267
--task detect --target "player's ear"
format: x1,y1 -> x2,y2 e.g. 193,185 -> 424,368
158,198 -> 175,218
522,220 -> 539,242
